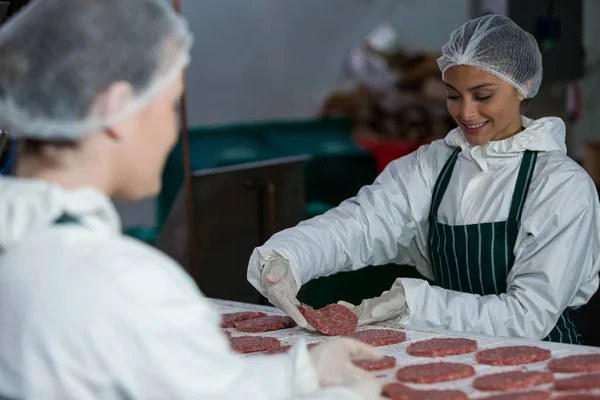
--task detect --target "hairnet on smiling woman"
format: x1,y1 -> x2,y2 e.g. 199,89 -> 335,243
0,0 -> 193,140
437,14 -> 543,99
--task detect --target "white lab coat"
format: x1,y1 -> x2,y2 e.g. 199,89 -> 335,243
0,177 -> 359,400
248,116 -> 600,341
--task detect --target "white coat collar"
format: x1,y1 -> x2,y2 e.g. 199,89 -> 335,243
444,116 -> 567,158
0,177 -> 121,251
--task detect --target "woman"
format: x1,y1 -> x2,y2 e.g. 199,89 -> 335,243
248,15 -> 600,344
0,1 -> 384,399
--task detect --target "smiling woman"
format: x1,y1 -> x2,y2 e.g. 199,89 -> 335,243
437,14 -> 541,146
444,68 -> 524,146
247,14 -> 600,346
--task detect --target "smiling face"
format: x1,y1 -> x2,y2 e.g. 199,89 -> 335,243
444,65 -> 525,146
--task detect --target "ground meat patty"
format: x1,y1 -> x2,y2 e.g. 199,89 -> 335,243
221,311 -> 267,328
350,329 -> 406,347
299,303 -> 358,335
263,343 -> 318,355
549,354 -> 600,373
354,355 -> 397,371
407,338 -> 477,357
395,362 -> 475,384
230,336 -> 280,354
263,345 -> 292,355
234,315 -> 296,332
481,391 -> 552,400
555,373 -> 600,391
473,371 -> 554,391
475,346 -> 551,366
383,383 -> 467,400
554,395 -> 600,400
382,383 -> 413,400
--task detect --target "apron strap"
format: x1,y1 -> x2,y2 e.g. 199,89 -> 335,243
53,213 -> 81,225
507,150 -> 538,223
429,147 -> 461,222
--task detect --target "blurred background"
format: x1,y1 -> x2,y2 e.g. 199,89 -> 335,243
117,0 -> 591,232
1,0 -> 599,340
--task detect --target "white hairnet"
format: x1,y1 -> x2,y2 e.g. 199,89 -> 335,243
0,0 -> 193,139
437,15 -> 543,98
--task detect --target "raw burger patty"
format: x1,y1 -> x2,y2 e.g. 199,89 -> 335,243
555,395 -> 600,400
476,346 -> 551,366
263,345 -> 292,355
263,343 -> 318,355
473,371 -> 554,391
354,355 -> 397,371
221,311 -> 266,328
230,336 -> 280,354
482,391 -> 551,400
350,329 -> 406,347
234,315 -> 296,332
555,373 -> 600,391
407,338 -> 477,357
299,303 -> 358,335
549,354 -> 600,373
395,362 -> 475,384
383,383 -> 467,400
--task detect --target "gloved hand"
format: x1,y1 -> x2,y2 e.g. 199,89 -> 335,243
261,258 -> 314,330
338,286 -> 407,326
345,378 -> 386,400
308,338 -> 384,388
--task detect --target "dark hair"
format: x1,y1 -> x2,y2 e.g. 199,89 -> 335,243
20,138 -> 78,153
520,98 -> 533,115
17,138 -> 79,168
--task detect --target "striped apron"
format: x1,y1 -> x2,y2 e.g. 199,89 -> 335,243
427,148 -> 581,344
54,213 -> 81,225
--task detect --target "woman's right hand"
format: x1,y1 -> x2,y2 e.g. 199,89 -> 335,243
260,258 -> 314,330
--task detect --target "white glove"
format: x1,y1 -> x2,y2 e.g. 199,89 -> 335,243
338,286 -> 407,326
261,258 -> 314,330
345,378 -> 386,400
308,338 -> 384,387
297,380 -> 384,400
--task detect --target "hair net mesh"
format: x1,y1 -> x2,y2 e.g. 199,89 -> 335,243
437,14 -> 543,99
0,0 -> 193,139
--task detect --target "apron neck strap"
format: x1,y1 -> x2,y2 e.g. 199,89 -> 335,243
507,150 -> 538,223
429,148 -> 538,224
429,147 -> 461,222
53,213 -> 82,226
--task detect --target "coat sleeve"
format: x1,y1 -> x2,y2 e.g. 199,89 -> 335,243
96,251 -> 361,400
399,171 -> 600,341
247,144 -> 445,296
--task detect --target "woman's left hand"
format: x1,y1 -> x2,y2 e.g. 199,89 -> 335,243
338,286 -> 408,326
